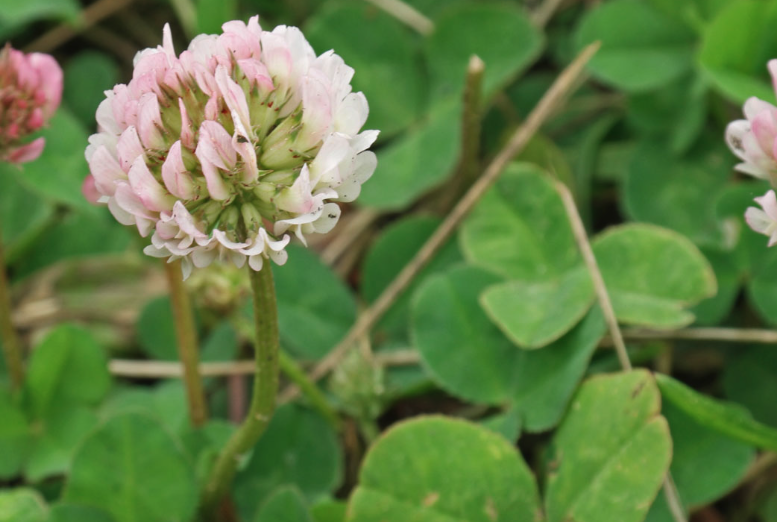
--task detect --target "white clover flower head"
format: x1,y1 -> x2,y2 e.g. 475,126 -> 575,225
745,189 -> 777,247
726,60 -> 777,183
83,18 -> 378,278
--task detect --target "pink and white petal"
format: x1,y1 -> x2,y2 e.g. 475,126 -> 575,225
213,228 -> 250,249
752,111 -> 777,155
197,120 -> 237,169
312,50 -> 354,101
81,175 -> 101,204
28,53 -> 63,118
744,97 -> 777,121
335,92 -> 369,136
136,216 -> 155,237
263,229 -> 290,251
144,244 -> 170,258
260,32 -> 293,86
96,97 -> 122,135
230,251 -> 247,268
248,254 -> 264,271
137,93 -> 166,149
191,245 -> 218,268
215,66 -> 253,140
178,99 -> 195,150
162,23 -> 176,58
233,135 -> 259,184
128,156 -> 175,212
237,59 -> 274,94
7,138 -> 45,164
109,85 -> 132,129
117,126 -> 146,171
770,60 -> 777,93
742,131 -> 777,175
199,158 -> 232,200
349,130 -> 379,154
172,201 -> 208,240
162,141 -> 197,199
269,248 -> 288,266
755,190 -> 777,222
726,120 -> 750,161
89,145 -> 126,195
299,72 -> 333,150
155,218 -> 179,240
180,257 -> 193,280
275,165 -> 317,213
746,207 -> 773,236
279,26 -> 316,79
335,151 -> 377,203
311,202 -> 341,234
734,162 -> 771,180
85,132 -> 117,162
351,150 -> 377,184
108,195 -> 136,225
310,133 -> 350,186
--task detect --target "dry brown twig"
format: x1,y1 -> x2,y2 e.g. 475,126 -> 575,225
364,0 -> 434,35
25,0 -> 135,53
532,0 -> 568,28
321,209 -> 381,266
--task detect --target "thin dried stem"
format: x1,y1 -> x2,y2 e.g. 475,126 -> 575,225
164,259 -> 208,427
741,451 -> 777,485
621,327 -> 777,344
24,0 -> 135,53
532,0 -> 568,28
364,0 -> 434,35
110,359 -> 255,378
553,179 -> 686,522
321,209 -> 380,266
0,226 -> 24,390
106,323 -> 777,379
662,475 -> 687,522
554,179 -> 630,370
278,42 -> 601,403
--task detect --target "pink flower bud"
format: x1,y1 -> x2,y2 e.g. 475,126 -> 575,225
84,20 -> 377,278
0,45 -> 62,164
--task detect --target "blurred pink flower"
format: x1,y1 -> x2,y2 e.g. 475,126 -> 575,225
746,190 -> 777,246
84,19 -> 377,279
0,44 -> 62,164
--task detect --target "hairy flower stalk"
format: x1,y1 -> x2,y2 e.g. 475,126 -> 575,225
82,19 -> 377,509
0,45 -> 62,390
726,60 -> 777,246
84,18 -> 378,278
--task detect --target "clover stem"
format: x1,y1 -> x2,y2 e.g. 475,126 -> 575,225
0,225 -> 24,390
202,261 -> 279,510
278,349 -> 340,430
164,259 -> 208,427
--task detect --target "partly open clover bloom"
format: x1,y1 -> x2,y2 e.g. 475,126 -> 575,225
0,45 -> 62,164
745,190 -> 777,247
84,18 -> 377,278
726,60 -> 777,246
